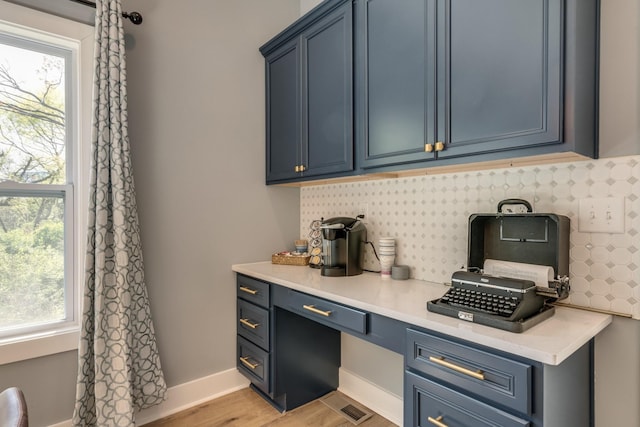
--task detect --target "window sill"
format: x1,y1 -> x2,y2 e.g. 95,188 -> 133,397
0,327 -> 79,365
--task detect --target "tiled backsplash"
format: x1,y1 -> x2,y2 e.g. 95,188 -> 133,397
300,155 -> 640,319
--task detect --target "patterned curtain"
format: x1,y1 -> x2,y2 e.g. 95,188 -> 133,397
73,1 -> 167,425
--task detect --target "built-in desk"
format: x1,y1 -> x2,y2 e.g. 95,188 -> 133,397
232,262 -> 612,427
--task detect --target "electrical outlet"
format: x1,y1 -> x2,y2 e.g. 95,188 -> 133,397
357,203 -> 368,219
578,197 -> 625,233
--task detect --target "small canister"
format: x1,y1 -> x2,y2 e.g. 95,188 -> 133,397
391,265 -> 410,280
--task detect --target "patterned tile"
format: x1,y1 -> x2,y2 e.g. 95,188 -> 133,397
300,155 -> 640,319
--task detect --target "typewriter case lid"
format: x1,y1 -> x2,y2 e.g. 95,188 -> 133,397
467,199 -> 570,282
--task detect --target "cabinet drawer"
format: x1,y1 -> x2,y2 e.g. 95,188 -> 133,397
406,329 -> 532,415
237,336 -> 270,395
282,289 -> 367,334
237,299 -> 270,351
237,274 -> 270,308
405,371 -> 530,427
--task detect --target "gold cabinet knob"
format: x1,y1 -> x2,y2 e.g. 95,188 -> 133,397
299,165 -> 306,172
425,143 -> 434,152
294,165 -> 300,172
435,141 -> 445,152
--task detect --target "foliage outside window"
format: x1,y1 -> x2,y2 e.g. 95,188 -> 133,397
0,32 -> 75,339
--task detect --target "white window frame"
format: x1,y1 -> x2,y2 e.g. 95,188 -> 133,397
0,1 -> 93,365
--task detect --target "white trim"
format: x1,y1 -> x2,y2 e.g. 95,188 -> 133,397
46,368 -> 250,427
135,369 -> 249,425
46,368 -> 402,427
0,328 -> 79,365
338,368 -> 403,426
0,1 -> 93,41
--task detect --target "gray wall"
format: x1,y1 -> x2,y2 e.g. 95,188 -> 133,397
124,0 -> 300,387
595,317 -> 640,425
0,1 -> 301,426
0,351 -> 77,427
593,1 -> 640,424
598,0 -> 640,158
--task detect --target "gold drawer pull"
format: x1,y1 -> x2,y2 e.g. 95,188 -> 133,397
425,143 -> 434,152
434,141 -> 445,152
428,356 -> 485,380
239,318 -> 260,329
303,304 -> 332,317
239,356 -> 259,370
428,415 -> 448,427
239,286 -> 258,295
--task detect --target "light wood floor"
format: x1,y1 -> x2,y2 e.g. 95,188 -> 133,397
141,388 -> 397,427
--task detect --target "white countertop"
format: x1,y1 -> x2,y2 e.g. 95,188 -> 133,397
232,261 -> 612,366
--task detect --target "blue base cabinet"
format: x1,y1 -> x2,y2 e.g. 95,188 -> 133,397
236,274 -> 409,410
406,372 -> 530,427
405,328 -> 593,427
236,274 -> 340,411
237,273 -> 594,426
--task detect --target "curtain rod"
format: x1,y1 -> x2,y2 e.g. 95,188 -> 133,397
69,0 -> 143,25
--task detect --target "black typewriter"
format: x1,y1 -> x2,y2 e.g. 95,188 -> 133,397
427,271 -> 552,332
427,199 -> 570,333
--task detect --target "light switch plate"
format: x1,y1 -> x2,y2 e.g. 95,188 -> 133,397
578,197 -> 625,233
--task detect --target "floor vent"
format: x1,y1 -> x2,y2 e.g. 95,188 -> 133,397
320,392 -> 374,425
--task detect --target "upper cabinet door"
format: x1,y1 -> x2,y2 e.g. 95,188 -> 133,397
437,0 -> 563,159
265,39 -> 300,182
358,0 -> 438,169
262,0 -> 354,184
301,2 -> 354,178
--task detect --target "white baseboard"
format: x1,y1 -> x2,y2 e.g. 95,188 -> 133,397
48,368 -> 249,427
49,368 -> 402,427
135,368 -> 249,425
338,368 -> 403,426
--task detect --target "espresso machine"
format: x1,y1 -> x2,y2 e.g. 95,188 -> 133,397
320,216 -> 367,277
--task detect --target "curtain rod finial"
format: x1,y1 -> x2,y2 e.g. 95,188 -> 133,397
124,11 -> 143,25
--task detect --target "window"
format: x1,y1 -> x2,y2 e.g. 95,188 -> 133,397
0,2 -> 93,363
0,33 -> 74,336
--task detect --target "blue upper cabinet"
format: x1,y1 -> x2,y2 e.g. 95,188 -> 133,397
261,0 -> 354,184
264,39 -> 300,182
261,0 -> 598,184
356,0 -> 438,168
358,0 -> 598,171
440,0 -> 563,158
